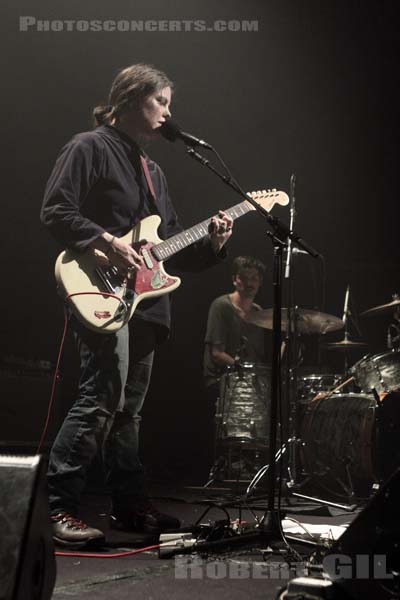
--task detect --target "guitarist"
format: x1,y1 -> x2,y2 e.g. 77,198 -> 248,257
41,63 -> 233,548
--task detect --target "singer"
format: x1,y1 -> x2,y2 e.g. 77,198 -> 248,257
40,63 -> 233,548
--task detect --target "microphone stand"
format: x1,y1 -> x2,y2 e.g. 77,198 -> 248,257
283,175 -> 301,488
185,147 -> 320,549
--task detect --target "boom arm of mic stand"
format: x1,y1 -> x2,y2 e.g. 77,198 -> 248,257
186,148 -> 320,258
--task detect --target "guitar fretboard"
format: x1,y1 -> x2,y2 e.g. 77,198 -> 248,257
152,200 -> 252,262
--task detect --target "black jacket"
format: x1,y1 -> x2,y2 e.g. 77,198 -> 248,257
41,125 -> 224,332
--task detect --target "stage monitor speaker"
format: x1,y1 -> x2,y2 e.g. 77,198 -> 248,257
0,454 -> 56,600
323,466 -> 400,599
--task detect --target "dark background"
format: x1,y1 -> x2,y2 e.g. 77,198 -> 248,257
1,0 -> 398,479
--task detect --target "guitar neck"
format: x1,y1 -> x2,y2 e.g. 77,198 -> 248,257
152,200 -> 252,262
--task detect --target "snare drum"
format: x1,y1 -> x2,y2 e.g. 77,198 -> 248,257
297,373 -> 342,403
350,350 -> 400,394
218,363 -> 270,443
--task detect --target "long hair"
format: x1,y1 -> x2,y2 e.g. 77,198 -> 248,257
92,64 -> 173,127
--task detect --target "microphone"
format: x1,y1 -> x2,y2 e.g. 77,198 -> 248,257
159,118 -> 212,149
342,284 -> 350,323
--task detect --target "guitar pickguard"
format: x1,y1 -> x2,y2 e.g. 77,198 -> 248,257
130,241 -> 177,295
150,269 -> 169,289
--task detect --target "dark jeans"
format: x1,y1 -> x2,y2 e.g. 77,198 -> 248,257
48,316 -> 157,515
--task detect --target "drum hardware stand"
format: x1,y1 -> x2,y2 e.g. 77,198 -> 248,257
340,284 -> 364,373
282,284 -> 366,511
342,284 -> 351,373
284,430 -> 364,511
186,152 -> 320,551
286,466 -> 359,512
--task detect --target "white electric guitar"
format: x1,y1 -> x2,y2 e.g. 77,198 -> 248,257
55,189 -> 289,333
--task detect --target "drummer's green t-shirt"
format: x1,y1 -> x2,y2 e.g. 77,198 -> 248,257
203,294 -> 268,385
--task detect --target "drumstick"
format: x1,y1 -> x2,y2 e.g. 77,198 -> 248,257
311,376 -> 355,402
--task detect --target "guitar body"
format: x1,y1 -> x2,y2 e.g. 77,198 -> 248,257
54,189 -> 289,334
55,215 -> 181,333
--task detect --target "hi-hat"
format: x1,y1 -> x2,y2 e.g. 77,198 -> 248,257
361,295 -> 400,317
322,339 -> 367,350
246,308 -> 344,335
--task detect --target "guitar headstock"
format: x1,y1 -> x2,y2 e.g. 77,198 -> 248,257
246,189 -> 289,212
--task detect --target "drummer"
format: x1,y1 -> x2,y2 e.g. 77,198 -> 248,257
202,256 -> 268,473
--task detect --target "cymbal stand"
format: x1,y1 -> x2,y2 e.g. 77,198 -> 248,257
284,284 -> 361,510
341,285 -> 363,374
342,284 -> 351,373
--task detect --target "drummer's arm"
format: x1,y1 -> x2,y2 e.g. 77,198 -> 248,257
210,343 -> 236,367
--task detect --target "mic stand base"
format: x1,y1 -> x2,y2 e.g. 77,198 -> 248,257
258,509 -> 286,545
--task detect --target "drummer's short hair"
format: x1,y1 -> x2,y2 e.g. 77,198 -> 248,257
232,256 -> 266,278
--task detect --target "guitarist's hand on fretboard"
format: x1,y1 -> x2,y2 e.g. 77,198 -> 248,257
208,210 -> 233,253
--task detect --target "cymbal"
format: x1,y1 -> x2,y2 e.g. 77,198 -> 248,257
322,339 -> 367,350
246,308 -> 344,335
361,296 -> 400,317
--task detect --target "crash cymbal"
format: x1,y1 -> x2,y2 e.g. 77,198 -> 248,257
361,295 -> 400,317
322,339 -> 367,350
246,308 -> 344,335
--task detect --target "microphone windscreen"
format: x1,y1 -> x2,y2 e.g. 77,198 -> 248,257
159,119 -> 181,142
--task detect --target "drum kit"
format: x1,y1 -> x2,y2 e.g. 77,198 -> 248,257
214,294 -> 400,500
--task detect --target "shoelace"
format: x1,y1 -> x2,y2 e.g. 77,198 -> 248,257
52,512 -> 89,530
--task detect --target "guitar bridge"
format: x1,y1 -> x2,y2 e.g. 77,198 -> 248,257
114,288 -> 135,322
95,266 -> 137,322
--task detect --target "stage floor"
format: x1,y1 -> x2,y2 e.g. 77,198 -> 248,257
51,482 -> 358,600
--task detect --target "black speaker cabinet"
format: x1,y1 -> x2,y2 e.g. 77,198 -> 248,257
0,455 -> 56,600
324,466 -> 400,599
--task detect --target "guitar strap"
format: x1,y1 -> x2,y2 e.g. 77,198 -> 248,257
140,155 -> 157,205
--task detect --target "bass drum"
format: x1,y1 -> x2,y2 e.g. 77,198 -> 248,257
300,393 -> 377,496
218,363 -> 271,443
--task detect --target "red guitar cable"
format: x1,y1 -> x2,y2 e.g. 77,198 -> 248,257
36,291 -> 126,453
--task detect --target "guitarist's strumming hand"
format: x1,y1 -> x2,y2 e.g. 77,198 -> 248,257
208,210 -> 233,254
95,232 -> 144,275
